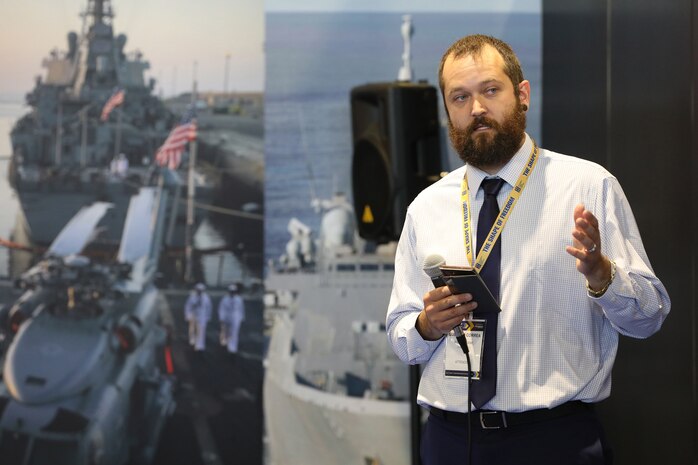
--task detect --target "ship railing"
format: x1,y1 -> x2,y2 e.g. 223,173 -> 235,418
314,258 -> 395,287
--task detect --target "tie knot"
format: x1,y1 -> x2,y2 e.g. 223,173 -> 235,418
481,177 -> 505,197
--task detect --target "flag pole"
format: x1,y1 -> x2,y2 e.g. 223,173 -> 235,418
79,103 -> 91,168
184,135 -> 197,283
54,97 -> 63,165
184,62 -> 198,283
114,106 -> 123,159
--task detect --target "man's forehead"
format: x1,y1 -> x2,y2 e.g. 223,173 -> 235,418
446,44 -> 505,70
443,50 -> 508,91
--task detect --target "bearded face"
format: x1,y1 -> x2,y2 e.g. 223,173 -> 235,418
448,101 -> 527,169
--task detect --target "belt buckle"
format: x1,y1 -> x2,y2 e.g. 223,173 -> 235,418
479,411 -> 508,429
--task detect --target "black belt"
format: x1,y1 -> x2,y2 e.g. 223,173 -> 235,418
430,401 -> 592,429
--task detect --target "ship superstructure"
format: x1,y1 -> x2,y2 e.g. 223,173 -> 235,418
11,0 -> 170,172
263,193 -> 411,465
7,0 -> 194,249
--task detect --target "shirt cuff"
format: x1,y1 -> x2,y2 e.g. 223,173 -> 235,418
590,264 -> 666,337
399,312 -> 443,364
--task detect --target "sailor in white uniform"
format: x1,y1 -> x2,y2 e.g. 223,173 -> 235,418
218,283 -> 245,354
184,283 -> 212,351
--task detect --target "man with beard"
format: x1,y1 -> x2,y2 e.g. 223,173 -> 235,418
385,35 -> 670,465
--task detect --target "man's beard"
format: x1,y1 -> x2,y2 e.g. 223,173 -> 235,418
448,103 -> 527,169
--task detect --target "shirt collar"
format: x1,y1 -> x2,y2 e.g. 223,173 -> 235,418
465,133 -> 534,195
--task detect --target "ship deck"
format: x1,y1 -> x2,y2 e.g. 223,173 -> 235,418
0,281 -> 265,465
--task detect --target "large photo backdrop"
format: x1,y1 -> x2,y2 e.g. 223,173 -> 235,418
0,1 -> 265,464
263,2 -> 541,464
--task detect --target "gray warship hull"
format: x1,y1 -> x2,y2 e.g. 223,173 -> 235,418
263,200 -> 411,465
11,165 -> 214,250
264,267 -> 411,465
11,167 -> 147,248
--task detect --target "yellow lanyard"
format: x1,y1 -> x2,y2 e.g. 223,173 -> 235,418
461,141 -> 539,272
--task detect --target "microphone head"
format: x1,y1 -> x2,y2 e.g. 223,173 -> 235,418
422,254 -> 445,278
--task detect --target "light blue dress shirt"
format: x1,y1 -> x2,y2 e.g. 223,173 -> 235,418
386,134 -> 670,413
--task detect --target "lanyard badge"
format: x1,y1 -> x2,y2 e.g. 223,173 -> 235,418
445,319 -> 487,379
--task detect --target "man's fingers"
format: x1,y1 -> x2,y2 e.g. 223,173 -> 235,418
423,288 -> 479,335
443,293 -> 474,309
582,209 -> 599,229
437,307 -> 477,332
575,217 -> 597,237
572,230 -> 597,250
426,297 -> 477,328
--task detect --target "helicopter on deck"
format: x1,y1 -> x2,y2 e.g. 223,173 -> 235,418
0,185 -> 175,465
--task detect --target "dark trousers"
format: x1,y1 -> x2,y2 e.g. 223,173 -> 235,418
421,406 -> 613,465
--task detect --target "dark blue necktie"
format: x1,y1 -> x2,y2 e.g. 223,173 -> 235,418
470,177 -> 505,409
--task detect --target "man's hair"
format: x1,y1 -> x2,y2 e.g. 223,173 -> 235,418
438,34 -> 524,97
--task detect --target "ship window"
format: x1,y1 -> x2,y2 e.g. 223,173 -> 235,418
359,264 -> 379,271
336,264 -> 356,272
382,264 -> 395,271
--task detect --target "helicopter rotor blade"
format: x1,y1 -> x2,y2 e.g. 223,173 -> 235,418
48,202 -> 113,257
117,187 -> 157,265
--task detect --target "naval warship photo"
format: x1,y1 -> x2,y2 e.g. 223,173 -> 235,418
0,1 -> 266,464
7,0 -> 264,279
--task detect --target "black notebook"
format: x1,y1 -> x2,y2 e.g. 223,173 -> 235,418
439,265 -> 502,314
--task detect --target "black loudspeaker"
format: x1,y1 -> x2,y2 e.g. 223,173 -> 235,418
350,82 -> 442,243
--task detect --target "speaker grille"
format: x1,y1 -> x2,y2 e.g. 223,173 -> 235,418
352,137 -> 393,240
350,82 -> 442,242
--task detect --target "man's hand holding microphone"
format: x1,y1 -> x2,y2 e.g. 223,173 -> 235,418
416,254 -> 478,341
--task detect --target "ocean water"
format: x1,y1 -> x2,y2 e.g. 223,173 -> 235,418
264,12 -> 542,264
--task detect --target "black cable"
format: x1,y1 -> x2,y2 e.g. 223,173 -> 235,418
453,326 -> 473,465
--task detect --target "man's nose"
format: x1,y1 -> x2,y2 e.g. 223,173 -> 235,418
471,97 -> 486,116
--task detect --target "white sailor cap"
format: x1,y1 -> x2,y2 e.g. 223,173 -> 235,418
195,283 -> 206,291
228,284 -> 239,292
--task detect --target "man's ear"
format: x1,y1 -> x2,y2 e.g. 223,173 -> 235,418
517,80 -> 531,110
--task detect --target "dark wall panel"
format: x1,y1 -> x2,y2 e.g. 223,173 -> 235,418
543,0 -> 696,463
541,0 -> 607,162
605,3 -> 694,460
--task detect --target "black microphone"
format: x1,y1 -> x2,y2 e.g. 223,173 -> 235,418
422,254 -> 468,354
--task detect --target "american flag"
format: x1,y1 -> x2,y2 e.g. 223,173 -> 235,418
100,88 -> 125,122
155,108 -> 197,169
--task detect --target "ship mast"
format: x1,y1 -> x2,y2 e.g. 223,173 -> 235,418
397,15 -> 414,82
71,0 -> 118,100
82,0 -> 114,32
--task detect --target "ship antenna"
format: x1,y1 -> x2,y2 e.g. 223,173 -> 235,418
81,0 -> 114,33
397,15 -> 414,82
296,106 -> 320,208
